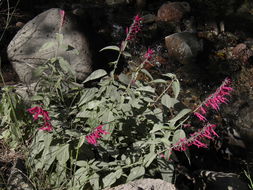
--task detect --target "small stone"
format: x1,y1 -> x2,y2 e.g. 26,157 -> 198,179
157,1 -> 191,22
165,32 -> 203,64
232,43 -> 253,63
105,0 -> 125,6
15,22 -> 25,28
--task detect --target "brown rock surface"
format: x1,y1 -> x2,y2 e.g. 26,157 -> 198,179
157,1 -> 190,22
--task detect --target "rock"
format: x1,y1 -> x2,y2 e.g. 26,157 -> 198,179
7,8 -> 93,84
105,0 -> 125,6
157,1 -> 190,22
232,43 -> 253,64
15,22 -> 25,28
234,100 -> 253,145
193,170 -> 249,190
165,32 -> 203,64
142,14 -> 156,24
104,178 -> 176,190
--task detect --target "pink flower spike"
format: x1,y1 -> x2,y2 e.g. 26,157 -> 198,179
193,140 -> 207,148
59,10 -> 65,28
86,125 -> 109,145
39,122 -> 53,132
125,14 -> 143,41
134,15 -> 143,22
199,107 -> 207,114
86,135 -> 97,145
144,48 -> 154,60
194,112 -> 207,121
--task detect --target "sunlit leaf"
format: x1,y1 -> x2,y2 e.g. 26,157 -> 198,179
82,69 -> 107,84
39,41 -> 57,52
149,79 -> 167,84
136,86 -> 155,93
172,79 -> 180,99
58,57 -> 76,76
103,169 -> 122,187
100,46 -> 120,52
161,94 -> 179,108
140,69 -> 153,80
56,144 -> 69,164
127,166 -> 145,182
172,129 -> 186,145
143,152 -> 157,167
169,109 -> 191,125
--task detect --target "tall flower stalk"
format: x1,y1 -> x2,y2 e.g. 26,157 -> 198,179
193,78 -> 233,122
111,15 -> 143,75
172,78 -> 233,151
172,123 -> 218,151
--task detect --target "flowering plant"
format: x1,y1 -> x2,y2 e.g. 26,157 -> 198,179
0,13 -> 233,190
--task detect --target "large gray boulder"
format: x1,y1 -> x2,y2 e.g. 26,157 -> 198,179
165,32 -> 203,64
7,8 -> 93,84
104,178 -> 176,190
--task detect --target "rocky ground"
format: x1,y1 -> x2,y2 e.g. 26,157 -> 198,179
1,0 -> 253,189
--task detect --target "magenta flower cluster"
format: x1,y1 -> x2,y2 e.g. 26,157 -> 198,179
193,78 -> 233,122
125,15 -> 143,41
172,123 -> 218,151
144,48 -> 154,60
59,10 -> 65,27
85,125 -> 109,145
27,106 -> 53,132
172,78 -> 233,151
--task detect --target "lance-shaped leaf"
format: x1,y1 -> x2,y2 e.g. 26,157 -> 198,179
82,69 -> 107,84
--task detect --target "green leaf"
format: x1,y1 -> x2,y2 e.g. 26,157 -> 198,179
41,145 -> 58,170
136,86 -> 155,93
162,73 -> 176,79
56,144 -> 69,164
140,69 -> 153,80
143,152 -> 157,167
168,109 -> 191,125
150,124 -> 163,133
78,88 -> 98,106
159,159 -> 174,183
100,46 -> 120,52
70,167 -> 89,188
82,69 -> 107,84
160,138 -> 172,147
103,169 -> 123,187
89,173 -> 100,190
184,149 -> 191,165
30,95 -> 44,101
77,135 -> 85,148
127,166 -> 145,182
58,57 -> 76,76
101,110 -> 114,123
161,94 -> 179,108
39,41 -> 57,52
172,79 -> 180,99
76,109 -> 91,118
149,79 -> 167,84
122,51 -> 131,57
118,73 -> 131,85
75,161 -> 88,167
87,100 -> 103,109
172,129 -> 186,145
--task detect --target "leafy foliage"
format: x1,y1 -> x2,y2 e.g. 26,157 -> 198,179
0,15 -> 230,190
